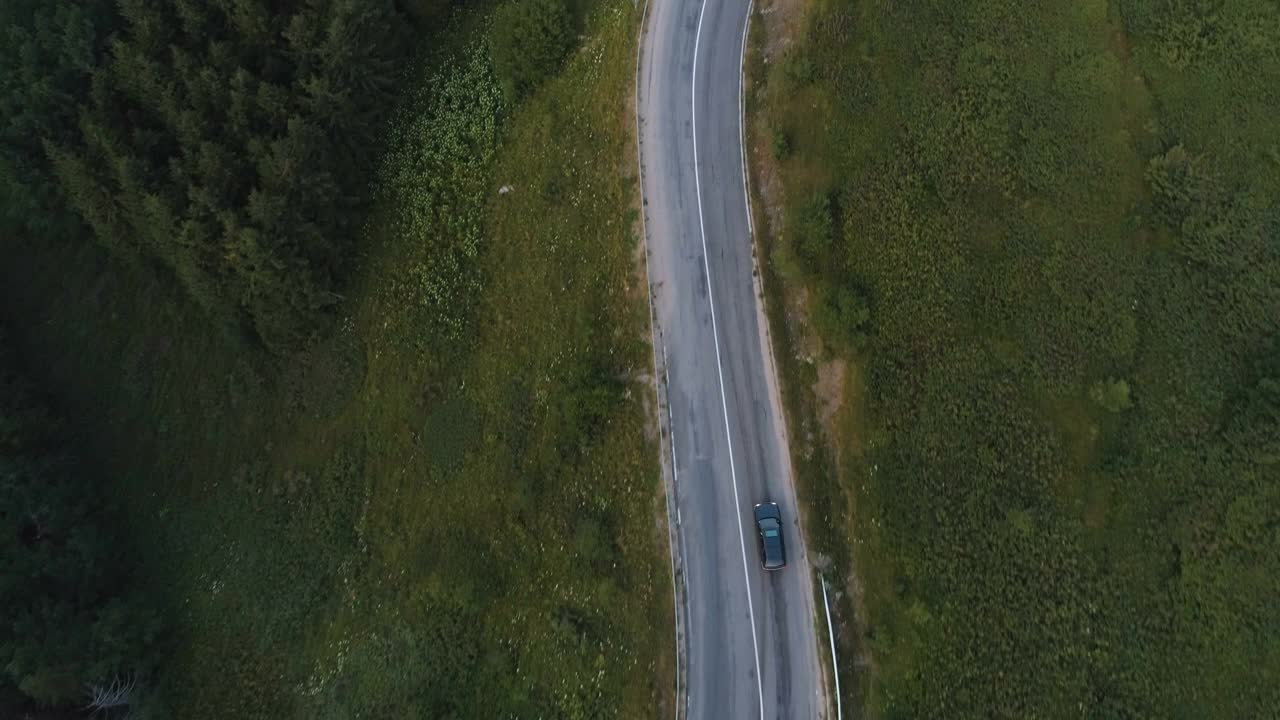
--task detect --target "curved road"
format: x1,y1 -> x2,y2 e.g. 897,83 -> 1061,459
637,0 -> 826,717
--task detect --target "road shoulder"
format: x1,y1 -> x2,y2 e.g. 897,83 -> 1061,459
742,0 -> 870,713
632,0 -> 688,715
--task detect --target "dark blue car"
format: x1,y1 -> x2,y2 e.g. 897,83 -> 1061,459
753,502 -> 787,570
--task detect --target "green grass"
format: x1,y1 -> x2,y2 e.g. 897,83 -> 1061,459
755,0 -> 1280,716
0,0 -> 668,716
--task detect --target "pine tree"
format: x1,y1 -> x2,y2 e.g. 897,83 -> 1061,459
6,0 -> 415,353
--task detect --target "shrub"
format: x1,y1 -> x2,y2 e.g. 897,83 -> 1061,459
771,126 -> 793,159
789,192 -> 835,277
489,0 -> 573,101
813,282 -> 871,353
782,50 -> 817,86
1090,378 -> 1133,413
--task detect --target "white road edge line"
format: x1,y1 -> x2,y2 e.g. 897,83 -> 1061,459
738,0 -> 755,236
632,0 -> 682,715
822,577 -> 843,720
691,1 -> 766,719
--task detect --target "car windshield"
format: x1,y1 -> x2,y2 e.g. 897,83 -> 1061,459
764,529 -> 779,538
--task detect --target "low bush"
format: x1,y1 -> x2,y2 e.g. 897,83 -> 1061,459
490,0 -> 573,101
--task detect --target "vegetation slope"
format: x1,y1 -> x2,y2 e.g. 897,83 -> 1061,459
1,0 -> 667,717
756,0 -> 1279,715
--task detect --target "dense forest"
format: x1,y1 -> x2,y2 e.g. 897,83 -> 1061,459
2,0 -> 421,351
2,0 -> 667,717
761,0 -> 1279,715
1,329 -> 161,717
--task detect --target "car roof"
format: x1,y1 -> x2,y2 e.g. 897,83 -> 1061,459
762,530 -> 785,568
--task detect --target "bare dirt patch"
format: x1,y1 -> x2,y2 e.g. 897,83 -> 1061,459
759,0 -> 807,58
814,358 -> 847,439
748,0 -> 808,235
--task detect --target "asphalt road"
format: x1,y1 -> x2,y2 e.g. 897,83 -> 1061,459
637,0 -> 826,717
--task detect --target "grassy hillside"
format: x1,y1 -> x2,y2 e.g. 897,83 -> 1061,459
1,0 -> 667,717
756,0 -> 1279,715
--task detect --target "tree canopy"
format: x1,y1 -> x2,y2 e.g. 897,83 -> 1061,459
0,329 -> 160,712
4,0 -> 415,352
